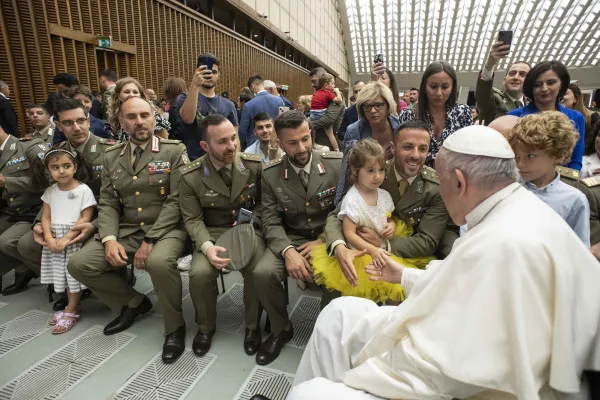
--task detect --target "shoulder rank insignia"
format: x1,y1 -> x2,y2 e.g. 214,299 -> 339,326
181,160 -> 204,175
582,176 -> 600,188
263,158 -> 283,170
106,142 -> 126,152
421,166 -> 439,184
556,166 -> 579,180
240,153 -> 262,162
320,151 -> 343,159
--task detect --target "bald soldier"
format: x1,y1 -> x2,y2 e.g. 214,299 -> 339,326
18,98 -> 115,306
68,97 -> 189,364
179,113 -> 266,360
253,111 -> 342,365
0,125 -> 46,294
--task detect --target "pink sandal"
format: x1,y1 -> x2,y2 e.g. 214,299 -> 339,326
50,311 -> 64,326
52,313 -> 79,334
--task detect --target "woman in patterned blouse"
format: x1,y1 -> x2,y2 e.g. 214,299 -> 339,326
107,77 -> 171,142
399,61 -> 472,167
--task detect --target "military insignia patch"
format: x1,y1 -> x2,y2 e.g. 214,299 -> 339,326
148,161 -> 171,174
416,181 -> 424,193
7,156 -> 25,166
92,165 -> 103,171
182,154 -> 190,164
239,161 -> 246,172
317,163 -> 326,174
37,144 -> 47,151
9,143 -> 16,151
204,166 -> 209,177
90,144 -> 97,153
151,136 -> 160,152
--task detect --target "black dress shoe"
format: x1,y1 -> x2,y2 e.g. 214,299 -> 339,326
162,325 -> 186,364
192,329 -> 215,357
255,328 -> 294,365
52,294 -> 68,311
103,296 -> 153,335
244,328 -> 262,355
2,270 -> 37,296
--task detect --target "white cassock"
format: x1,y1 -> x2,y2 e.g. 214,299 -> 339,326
289,183 -> 600,400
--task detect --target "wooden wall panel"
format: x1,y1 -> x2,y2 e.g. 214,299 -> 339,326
4,0 -> 318,135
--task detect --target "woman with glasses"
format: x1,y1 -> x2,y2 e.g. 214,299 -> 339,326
335,82 -> 399,204
398,61 -> 472,167
508,61 -> 585,170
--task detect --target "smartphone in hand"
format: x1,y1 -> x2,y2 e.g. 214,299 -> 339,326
237,208 -> 253,225
374,53 -> 384,64
197,55 -> 216,71
497,30 -> 513,47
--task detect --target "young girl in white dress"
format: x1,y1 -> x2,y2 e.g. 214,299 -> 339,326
312,139 -> 432,302
34,149 -> 96,334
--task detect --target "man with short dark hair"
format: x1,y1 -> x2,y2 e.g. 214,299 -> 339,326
307,68 -> 344,148
26,104 -> 53,146
338,80 -> 365,139
45,73 -> 79,116
0,81 -> 19,136
244,113 -> 280,162
179,113 -> 267,360
408,88 -> 419,108
68,97 -> 189,364
239,75 -> 285,149
238,92 -> 252,122
100,69 -> 117,117
253,110 -> 343,365
264,80 -> 294,110
476,41 -> 531,125
178,53 -> 239,161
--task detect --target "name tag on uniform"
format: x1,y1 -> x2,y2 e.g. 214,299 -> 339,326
148,161 -> 171,175
93,165 -> 103,172
6,157 -> 25,166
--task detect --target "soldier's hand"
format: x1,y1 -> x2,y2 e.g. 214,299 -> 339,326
297,239 -> 322,261
134,242 -> 153,270
104,240 -> 128,267
357,226 -> 383,247
284,248 -> 313,282
333,244 -> 367,287
68,222 -> 97,245
206,246 -> 231,269
366,253 -> 404,285
485,41 -> 510,71
33,224 -> 47,246
591,243 -> 600,261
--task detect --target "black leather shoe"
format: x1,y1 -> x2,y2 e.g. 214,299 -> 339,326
103,296 -> 152,335
162,325 -> 186,364
255,328 -> 294,365
192,329 -> 215,357
249,396 -> 272,400
52,294 -> 68,311
2,270 -> 37,296
244,328 -> 262,355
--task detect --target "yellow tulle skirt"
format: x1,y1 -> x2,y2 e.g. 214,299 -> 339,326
312,218 -> 435,303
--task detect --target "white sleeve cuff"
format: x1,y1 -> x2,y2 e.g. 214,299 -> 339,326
101,235 -> 117,244
400,268 -> 426,297
329,240 -> 347,257
281,245 -> 295,257
200,241 -> 214,256
480,66 -> 495,81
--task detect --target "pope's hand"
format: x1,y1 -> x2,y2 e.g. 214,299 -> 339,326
366,253 -> 404,285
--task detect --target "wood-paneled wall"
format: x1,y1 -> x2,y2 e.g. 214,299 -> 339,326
0,0 -> 319,135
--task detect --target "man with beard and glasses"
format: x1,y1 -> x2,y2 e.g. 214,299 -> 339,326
252,110 -> 342,365
179,113 -> 266,361
326,120 -> 454,288
14,98 -> 115,301
178,53 -> 239,161
68,97 -> 190,364
476,41 -> 531,125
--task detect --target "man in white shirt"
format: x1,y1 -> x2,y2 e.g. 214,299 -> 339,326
476,41 -> 531,126
243,113 -> 281,162
289,126 -> 600,400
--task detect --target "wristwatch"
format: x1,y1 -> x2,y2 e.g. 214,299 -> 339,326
143,237 -> 156,245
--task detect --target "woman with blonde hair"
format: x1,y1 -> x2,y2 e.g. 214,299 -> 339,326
108,77 -> 170,141
297,95 -> 312,118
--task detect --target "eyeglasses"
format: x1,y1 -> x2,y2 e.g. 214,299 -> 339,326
361,102 -> 386,112
60,118 -> 88,127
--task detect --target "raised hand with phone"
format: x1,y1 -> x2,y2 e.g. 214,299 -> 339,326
485,31 -> 512,72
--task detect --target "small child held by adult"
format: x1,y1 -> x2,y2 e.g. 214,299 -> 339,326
311,139 -> 432,302
508,111 -> 590,246
310,73 -> 343,152
32,148 -> 96,334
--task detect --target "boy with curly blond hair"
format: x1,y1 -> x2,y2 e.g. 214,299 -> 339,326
508,111 -> 590,245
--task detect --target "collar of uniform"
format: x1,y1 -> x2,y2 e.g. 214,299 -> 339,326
523,172 -> 560,193
74,132 -> 92,153
289,154 -> 312,175
393,165 -> 417,186
505,92 -> 524,105
208,153 -> 232,171
130,140 -> 149,157
465,182 -> 521,230
35,123 -> 53,137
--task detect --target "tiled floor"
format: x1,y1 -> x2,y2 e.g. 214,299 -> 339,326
0,267 -> 320,400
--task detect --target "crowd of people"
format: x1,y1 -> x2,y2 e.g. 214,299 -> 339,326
0,37 -> 599,399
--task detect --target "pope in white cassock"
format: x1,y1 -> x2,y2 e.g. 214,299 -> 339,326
288,126 -> 600,400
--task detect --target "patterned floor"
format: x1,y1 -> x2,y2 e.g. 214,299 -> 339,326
0,270 -> 318,400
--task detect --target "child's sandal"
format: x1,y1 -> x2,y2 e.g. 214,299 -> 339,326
49,311 -> 64,326
51,313 -> 79,334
